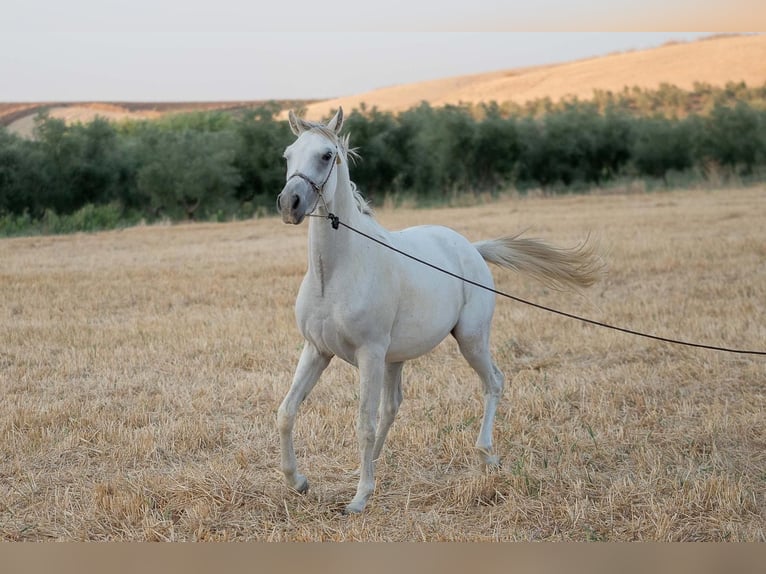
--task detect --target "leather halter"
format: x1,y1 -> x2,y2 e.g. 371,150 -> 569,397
287,150 -> 340,196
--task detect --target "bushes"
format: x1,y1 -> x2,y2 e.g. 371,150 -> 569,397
232,108 -> 294,206
134,127 -> 242,220
700,103 -> 765,173
630,116 -> 695,181
1,83 -> 765,236
0,203 -> 129,236
0,130 -> 49,216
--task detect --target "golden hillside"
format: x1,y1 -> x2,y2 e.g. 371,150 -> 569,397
300,34 -> 766,120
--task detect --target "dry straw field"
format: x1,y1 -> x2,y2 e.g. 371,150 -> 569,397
1,185 -> 765,541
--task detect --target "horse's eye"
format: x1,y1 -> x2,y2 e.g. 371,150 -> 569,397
322,152 -> 332,162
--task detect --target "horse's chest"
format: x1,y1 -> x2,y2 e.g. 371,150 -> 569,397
296,311 -> 361,365
295,286 -> 375,365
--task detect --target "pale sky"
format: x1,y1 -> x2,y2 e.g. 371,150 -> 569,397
1,2 -> 715,101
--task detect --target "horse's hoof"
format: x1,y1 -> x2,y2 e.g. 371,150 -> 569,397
292,475 -> 309,494
482,455 -> 501,471
343,502 -> 364,515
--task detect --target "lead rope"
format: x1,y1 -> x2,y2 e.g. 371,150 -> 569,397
313,209 -> 765,357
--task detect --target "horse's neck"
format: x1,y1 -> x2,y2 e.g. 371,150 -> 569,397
306,168 -> 374,286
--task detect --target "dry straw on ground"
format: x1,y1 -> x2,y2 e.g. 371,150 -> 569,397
1,186 -> 764,541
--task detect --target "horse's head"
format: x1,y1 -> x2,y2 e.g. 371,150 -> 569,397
277,108 -> 344,224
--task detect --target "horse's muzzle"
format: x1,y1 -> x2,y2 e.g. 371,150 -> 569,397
277,184 -> 307,225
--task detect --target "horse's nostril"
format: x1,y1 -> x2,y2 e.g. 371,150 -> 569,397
292,195 -> 300,210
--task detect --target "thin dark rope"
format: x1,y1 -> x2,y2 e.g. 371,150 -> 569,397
316,211 -> 765,357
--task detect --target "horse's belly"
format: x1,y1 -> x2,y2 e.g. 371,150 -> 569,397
384,299 -> 461,362
384,327 -> 452,363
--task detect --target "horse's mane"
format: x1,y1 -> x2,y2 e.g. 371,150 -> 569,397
348,178 -> 373,217
301,123 -> 373,217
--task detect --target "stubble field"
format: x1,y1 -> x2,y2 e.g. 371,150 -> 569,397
1,186 -> 764,541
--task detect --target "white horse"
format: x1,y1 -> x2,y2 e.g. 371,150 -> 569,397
276,107 -> 602,514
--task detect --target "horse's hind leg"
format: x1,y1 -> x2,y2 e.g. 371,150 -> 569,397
277,342 -> 331,494
372,362 -> 404,462
452,323 -> 505,467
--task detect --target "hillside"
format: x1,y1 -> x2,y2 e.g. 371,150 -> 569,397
300,34 -> 766,119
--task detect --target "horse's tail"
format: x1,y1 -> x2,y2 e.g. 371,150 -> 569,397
473,233 -> 605,291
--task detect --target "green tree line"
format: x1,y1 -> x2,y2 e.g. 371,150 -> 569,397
1,83 -> 765,235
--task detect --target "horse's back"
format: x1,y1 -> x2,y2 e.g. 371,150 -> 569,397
392,224 -> 494,286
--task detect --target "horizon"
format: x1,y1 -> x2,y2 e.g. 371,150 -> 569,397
1,29 -> 718,102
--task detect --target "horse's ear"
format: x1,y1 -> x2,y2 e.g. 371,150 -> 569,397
327,107 -> 344,134
288,110 -> 306,136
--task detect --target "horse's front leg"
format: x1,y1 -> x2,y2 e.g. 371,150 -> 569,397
277,342 -> 331,494
345,347 -> 386,514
